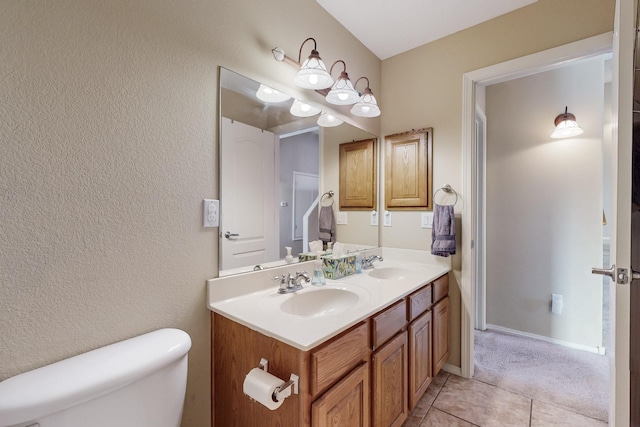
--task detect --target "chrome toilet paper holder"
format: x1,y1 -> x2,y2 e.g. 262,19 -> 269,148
257,358 -> 299,402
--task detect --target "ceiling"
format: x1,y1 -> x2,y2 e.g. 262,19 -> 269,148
316,0 -> 538,60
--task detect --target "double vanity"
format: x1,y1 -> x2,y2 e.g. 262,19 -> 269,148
207,247 -> 451,427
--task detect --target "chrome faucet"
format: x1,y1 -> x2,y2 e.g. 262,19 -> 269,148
273,271 -> 310,294
362,255 -> 383,270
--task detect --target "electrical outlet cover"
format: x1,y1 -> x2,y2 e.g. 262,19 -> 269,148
203,199 -> 219,227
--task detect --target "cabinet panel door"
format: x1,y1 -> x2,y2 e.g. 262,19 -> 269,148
433,296 -> 450,376
409,310 -> 433,410
339,138 -> 377,210
372,332 -> 408,427
312,362 -> 370,427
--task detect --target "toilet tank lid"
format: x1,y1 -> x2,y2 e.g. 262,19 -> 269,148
0,328 -> 191,427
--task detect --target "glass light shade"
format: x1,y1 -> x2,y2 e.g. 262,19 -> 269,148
350,89 -> 381,117
551,119 -> 584,138
294,51 -> 333,90
256,84 -> 291,103
325,72 -> 360,105
290,99 -> 321,117
317,113 -> 343,127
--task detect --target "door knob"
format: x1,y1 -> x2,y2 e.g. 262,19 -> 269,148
224,231 -> 239,239
592,264 -> 640,284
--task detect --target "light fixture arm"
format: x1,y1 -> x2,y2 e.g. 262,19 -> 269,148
353,76 -> 371,94
329,60 -> 347,76
298,37 -> 318,63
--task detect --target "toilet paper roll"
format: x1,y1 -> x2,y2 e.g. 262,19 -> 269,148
243,368 -> 285,410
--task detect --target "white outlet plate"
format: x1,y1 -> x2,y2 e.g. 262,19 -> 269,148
421,212 -> 434,228
383,211 -> 392,227
336,211 -> 348,225
203,199 -> 219,227
370,210 -> 378,226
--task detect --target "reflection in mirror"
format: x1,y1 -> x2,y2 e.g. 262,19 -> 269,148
219,67 -> 378,276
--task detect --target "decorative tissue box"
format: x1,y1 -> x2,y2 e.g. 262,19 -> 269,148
322,254 -> 356,279
298,251 -> 328,262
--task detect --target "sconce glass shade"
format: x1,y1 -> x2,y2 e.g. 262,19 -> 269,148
550,107 -> 583,138
290,99 -> 321,117
326,71 -> 360,105
351,87 -> 381,117
294,50 -> 333,90
317,113 -> 343,127
256,84 -> 291,103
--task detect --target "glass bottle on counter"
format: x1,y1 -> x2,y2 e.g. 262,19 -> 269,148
311,253 -> 326,286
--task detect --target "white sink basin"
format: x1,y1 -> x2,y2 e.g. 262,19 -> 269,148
367,267 -> 424,280
279,288 -> 361,318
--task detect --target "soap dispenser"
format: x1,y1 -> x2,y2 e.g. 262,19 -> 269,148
311,252 -> 326,286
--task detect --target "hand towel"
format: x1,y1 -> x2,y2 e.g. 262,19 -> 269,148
318,206 -> 336,243
431,204 -> 456,257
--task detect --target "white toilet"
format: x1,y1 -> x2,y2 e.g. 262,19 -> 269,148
0,328 -> 191,427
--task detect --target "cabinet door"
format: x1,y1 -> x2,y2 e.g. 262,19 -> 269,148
312,362 -> 370,427
433,296 -> 450,376
409,310 -> 432,410
372,332 -> 408,427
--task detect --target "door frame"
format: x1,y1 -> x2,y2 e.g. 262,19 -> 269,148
460,31 -> 613,374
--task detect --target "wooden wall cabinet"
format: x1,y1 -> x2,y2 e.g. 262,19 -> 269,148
384,128 -> 433,210
339,138 -> 377,210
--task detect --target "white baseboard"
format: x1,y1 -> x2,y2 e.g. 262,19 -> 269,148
485,324 -> 606,355
442,363 -> 462,376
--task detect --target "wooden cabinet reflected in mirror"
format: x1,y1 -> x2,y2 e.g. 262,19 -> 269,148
339,138 -> 377,210
384,128 -> 433,211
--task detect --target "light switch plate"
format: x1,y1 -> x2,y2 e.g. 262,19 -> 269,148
383,210 -> 392,227
370,210 -> 378,226
421,212 -> 434,228
203,199 -> 219,227
336,211 -> 348,225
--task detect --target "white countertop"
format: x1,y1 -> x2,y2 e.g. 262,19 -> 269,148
206,248 -> 451,351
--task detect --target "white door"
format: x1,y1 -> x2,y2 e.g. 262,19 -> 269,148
220,117 -> 278,271
606,0 -> 633,423
292,172 -> 318,241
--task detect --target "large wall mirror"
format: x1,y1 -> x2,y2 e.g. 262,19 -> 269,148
219,67 -> 379,276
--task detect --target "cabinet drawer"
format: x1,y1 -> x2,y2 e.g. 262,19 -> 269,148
433,274 -> 449,303
310,322 -> 369,397
407,284 -> 432,322
371,300 -> 407,350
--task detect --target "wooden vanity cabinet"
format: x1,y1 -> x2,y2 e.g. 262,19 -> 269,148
432,274 -> 450,376
371,301 -> 409,427
212,272 -> 450,427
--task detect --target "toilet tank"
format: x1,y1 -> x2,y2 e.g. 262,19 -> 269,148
0,328 -> 191,427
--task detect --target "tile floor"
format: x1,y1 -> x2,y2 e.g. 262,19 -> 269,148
402,371 -> 607,427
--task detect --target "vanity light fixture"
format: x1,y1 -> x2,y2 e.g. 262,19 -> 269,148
325,60 -> 360,105
256,84 -> 291,103
351,77 -> 381,117
317,112 -> 343,127
550,106 -> 583,138
290,99 -> 321,117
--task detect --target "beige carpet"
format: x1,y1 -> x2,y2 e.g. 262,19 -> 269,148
473,329 -> 608,422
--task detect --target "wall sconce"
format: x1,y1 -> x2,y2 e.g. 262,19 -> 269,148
290,99 -> 321,117
551,106 -> 583,138
256,84 -> 291,103
351,77 -> 381,117
317,112 -> 344,127
325,60 -> 360,105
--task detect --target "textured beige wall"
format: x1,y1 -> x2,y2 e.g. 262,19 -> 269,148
486,59 -> 605,348
380,0 -> 614,368
0,1 -> 379,426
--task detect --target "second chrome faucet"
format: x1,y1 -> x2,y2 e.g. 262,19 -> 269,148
274,271 -> 310,294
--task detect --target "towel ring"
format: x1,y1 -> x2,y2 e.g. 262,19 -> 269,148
433,185 -> 458,206
320,190 -> 334,207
